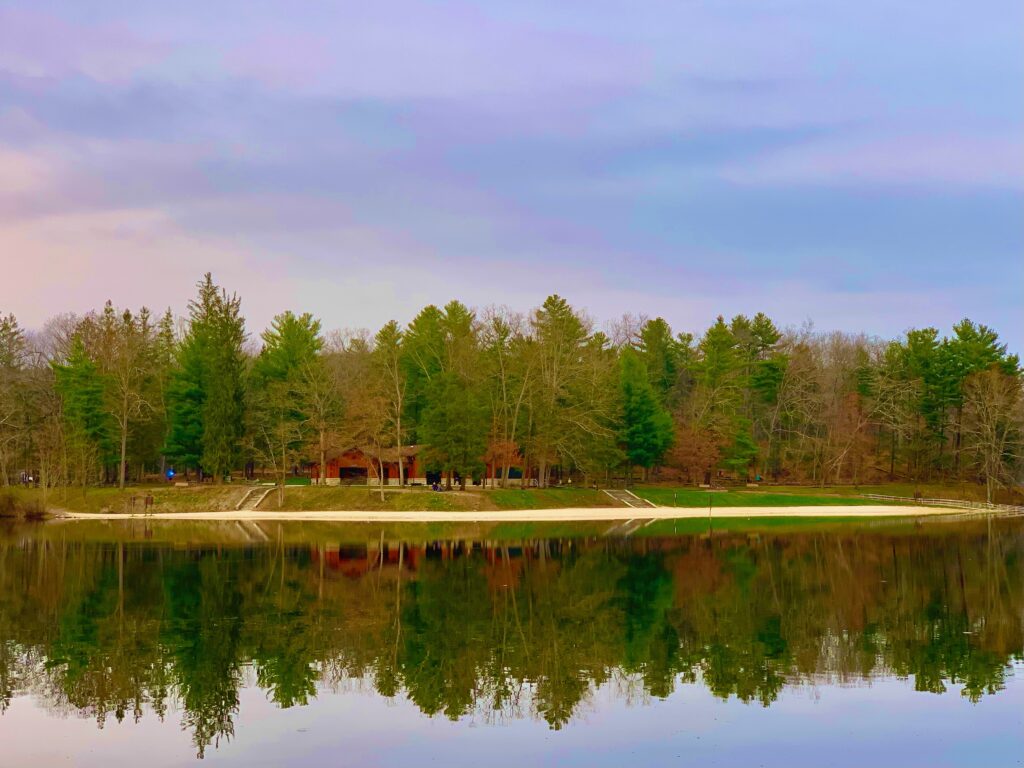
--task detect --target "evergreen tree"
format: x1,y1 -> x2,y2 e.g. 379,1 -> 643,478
53,336 -> 112,485
619,348 -> 673,478
529,295 -> 608,487
419,302 -> 488,489
0,313 -> 29,486
401,305 -> 445,445
201,286 -> 246,481
638,318 -> 680,405
164,331 -> 206,473
164,274 -> 246,481
249,311 -> 323,500
130,309 -> 177,476
251,311 -> 323,385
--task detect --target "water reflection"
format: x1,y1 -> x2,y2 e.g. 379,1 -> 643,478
0,521 -> 1021,758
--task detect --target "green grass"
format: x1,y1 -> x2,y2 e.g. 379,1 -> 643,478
18,484 -> 248,514
261,486 -> 490,512
19,483 -> 617,515
489,487 -> 611,509
632,487 -> 880,507
263,485 -> 616,512
753,482 -> 1023,505
22,480 -> 1008,516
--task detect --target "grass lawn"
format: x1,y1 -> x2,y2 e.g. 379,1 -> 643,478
19,480 -> 1006,516
262,485 -> 615,512
17,483 -> 617,515
489,487 -> 611,509
632,486 -> 881,507
753,482 -> 1022,505
260,486 -> 490,512
13,485 -> 247,515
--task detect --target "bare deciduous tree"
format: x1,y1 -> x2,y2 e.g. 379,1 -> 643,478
962,369 -> 1023,503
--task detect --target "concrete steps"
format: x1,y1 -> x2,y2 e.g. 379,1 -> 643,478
602,489 -> 657,508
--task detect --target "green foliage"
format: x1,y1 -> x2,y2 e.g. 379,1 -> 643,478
419,302 -> 488,485
3,276 -> 1021,496
164,333 -> 206,470
619,347 -> 673,469
401,305 -> 445,445
248,311 -> 324,495
720,417 -> 758,474
0,313 -> 28,370
250,311 -> 323,386
200,291 -> 246,480
638,317 -> 681,404
53,336 -> 114,474
164,274 -> 246,479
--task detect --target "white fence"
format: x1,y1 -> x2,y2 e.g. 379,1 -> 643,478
862,494 -> 1024,515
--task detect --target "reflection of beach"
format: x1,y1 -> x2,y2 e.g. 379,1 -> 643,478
55,504 -> 964,522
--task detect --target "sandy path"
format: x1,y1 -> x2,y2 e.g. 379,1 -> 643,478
54,504 -> 967,523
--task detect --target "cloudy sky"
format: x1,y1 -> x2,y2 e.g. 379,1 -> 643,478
1,1 -> 1021,350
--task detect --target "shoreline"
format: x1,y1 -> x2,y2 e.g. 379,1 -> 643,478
52,504 -> 970,523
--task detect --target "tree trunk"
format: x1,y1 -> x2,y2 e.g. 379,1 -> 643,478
118,421 -> 128,490
319,429 -> 327,485
396,414 -> 405,486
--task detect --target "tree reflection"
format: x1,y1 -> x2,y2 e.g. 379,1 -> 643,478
0,522 -> 1021,756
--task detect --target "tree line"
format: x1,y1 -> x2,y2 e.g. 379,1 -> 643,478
0,273 -> 1021,500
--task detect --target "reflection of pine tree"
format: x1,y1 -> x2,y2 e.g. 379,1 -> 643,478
0,524 -> 1021,751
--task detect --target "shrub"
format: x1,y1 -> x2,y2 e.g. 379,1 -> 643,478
0,490 -> 46,520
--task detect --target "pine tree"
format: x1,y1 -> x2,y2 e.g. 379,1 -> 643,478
201,286 -> 246,481
619,347 -> 673,479
164,331 -> 206,473
419,302 -> 488,489
402,305 -> 445,445
638,318 -> 680,405
54,336 -> 112,485
164,274 -> 246,481
0,313 -> 28,485
249,311 -> 323,501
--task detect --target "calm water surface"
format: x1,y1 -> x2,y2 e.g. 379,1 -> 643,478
0,518 -> 1021,767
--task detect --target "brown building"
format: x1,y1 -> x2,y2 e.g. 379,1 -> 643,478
310,445 -> 426,485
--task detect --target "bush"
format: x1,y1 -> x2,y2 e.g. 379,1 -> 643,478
0,490 -> 46,520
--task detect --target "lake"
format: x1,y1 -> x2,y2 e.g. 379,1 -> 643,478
0,517 -> 1021,766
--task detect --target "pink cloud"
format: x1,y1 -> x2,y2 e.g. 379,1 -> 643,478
0,9 -> 165,82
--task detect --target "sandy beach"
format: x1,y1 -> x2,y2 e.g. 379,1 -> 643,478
54,504 -> 967,523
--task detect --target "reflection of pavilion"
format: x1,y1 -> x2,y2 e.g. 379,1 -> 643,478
308,539 -> 581,584
311,542 -> 423,578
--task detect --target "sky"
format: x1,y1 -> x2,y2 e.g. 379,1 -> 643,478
0,1 -> 1021,351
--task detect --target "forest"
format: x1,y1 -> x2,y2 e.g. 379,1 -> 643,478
0,273 -> 1021,502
